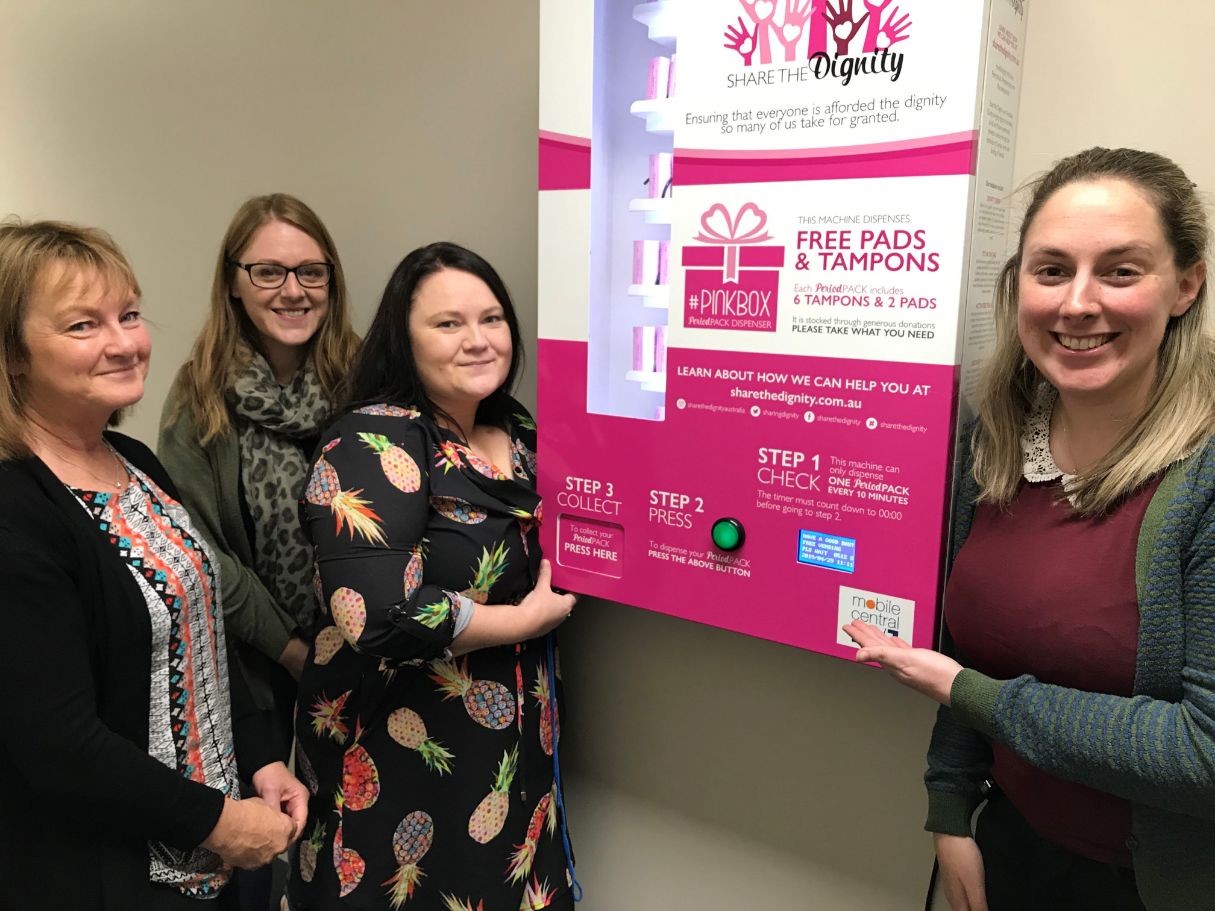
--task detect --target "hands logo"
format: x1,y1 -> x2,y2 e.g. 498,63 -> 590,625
724,0 -> 911,70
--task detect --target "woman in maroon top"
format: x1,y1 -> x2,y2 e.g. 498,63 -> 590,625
844,148 -> 1213,911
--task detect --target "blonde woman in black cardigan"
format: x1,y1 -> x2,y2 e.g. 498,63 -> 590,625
0,220 -> 305,909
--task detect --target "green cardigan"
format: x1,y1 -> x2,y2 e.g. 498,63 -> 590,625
926,431 -> 1215,908
157,384 -> 299,715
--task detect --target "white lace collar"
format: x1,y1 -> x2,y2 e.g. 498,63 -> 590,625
1020,387 -> 1075,485
1019,386 -> 1200,501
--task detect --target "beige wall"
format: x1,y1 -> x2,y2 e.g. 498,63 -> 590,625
0,0 -> 542,439
3,2 -> 1212,909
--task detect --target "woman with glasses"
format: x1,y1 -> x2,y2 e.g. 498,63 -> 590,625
159,194 -> 360,906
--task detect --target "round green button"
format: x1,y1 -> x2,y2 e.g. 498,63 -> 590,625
711,517 -> 745,551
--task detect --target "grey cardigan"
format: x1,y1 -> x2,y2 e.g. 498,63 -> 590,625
927,430 -> 1215,909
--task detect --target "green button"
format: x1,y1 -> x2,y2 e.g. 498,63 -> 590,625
711,518 -> 745,551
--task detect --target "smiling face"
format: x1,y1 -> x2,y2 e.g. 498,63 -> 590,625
1017,178 -> 1205,416
229,219 -> 329,379
407,268 -> 512,419
18,264 -> 150,425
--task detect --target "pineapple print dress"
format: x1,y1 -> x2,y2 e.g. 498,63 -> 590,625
288,402 -> 571,911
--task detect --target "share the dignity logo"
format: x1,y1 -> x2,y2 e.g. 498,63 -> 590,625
723,0 -> 911,85
835,584 -> 915,647
681,202 -> 785,333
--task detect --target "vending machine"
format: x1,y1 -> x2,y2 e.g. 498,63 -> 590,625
537,0 -> 1027,657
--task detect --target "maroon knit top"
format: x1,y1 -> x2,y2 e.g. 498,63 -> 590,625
944,474 -> 1161,866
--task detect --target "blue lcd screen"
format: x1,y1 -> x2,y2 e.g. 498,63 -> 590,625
797,529 -> 856,573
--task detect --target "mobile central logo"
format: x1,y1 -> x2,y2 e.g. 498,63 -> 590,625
851,593 -> 902,625
835,584 -> 916,647
722,0 -> 912,87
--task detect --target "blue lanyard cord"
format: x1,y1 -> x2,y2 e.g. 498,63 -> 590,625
546,632 -> 584,902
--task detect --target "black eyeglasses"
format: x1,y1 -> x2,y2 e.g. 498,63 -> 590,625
230,260 -> 334,289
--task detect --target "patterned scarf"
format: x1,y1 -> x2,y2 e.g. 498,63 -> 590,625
232,350 -> 328,635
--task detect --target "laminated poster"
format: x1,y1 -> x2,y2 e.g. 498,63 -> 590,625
537,0 -> 1027,658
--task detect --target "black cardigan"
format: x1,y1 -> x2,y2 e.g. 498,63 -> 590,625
0,433 -> 226,909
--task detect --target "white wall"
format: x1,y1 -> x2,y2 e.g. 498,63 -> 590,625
3,2 -> 1213,909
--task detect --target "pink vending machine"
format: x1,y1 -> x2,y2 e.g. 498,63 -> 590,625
537,0 -> 1027,657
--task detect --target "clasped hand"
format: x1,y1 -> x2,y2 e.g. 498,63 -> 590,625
841,619 -> 962,706
201,761 -> 308,869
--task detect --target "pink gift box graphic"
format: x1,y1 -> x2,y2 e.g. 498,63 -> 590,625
681,203 -> 784,332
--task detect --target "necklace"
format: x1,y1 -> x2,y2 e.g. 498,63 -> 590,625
1055,413 -> 1079,476
47,441 -> 128,492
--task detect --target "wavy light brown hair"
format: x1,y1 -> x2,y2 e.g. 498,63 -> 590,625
167,194 -> 359,443
974,147 -> 1213,515
0,219 -> 140,460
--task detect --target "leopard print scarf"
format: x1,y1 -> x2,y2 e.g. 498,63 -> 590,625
232,351 -> 328,635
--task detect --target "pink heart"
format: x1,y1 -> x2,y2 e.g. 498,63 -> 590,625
699,204 -> 736,240
733,202 -> 768,239
698,202 -> 769,242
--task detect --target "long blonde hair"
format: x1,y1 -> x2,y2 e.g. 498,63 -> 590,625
168,194 -> 359,443
974,148 -> 1214,515
0,219 -> 140,460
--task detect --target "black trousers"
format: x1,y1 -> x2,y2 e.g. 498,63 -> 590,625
974,792 -> 1146,911
233,660 -> 298,911
148,884 -> 239,911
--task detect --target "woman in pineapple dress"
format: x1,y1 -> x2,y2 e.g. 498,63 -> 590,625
287,242 -> 577,911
